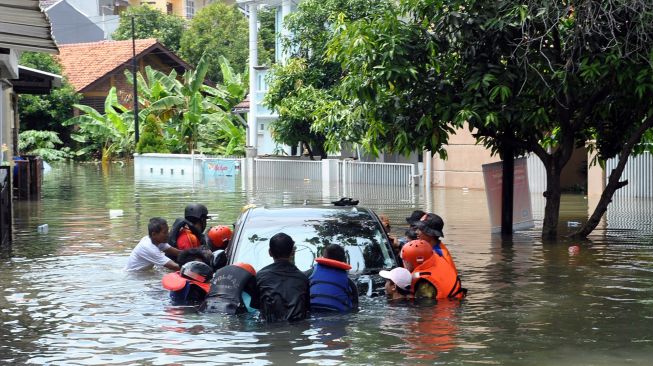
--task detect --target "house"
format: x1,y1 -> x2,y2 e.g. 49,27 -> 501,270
127,0 -> 234,19
1,0 -> 61,247
56,38 -> 190,113
41,0 -> 124,43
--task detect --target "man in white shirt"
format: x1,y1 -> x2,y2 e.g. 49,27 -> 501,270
126,217 -> 180,272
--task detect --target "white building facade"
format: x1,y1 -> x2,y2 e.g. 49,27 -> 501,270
238,0 -> 298,156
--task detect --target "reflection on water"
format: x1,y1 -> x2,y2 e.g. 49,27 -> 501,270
1,163 -> 652,364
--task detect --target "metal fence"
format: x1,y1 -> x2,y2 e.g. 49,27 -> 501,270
254,158 -> 322,181
339,160 -> 415,186
606,152 -> 653,198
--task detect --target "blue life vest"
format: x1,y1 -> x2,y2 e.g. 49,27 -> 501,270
309,263 -> 353,312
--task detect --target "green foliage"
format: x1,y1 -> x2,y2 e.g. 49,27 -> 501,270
128,54 -> 247,155
136,115 -> 170,154
264,0 -> 394,157
259,7 -> 277,63
63,87 -> 133,162
18,52 -> 81,140
179,3 -> 255,82
18,130 -> 71,161
112,5 -> 185,52
326,0 -> 653,236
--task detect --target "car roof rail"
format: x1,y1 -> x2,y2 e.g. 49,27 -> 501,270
332,197 -> 359,206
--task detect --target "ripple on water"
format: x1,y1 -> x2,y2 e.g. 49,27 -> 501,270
1,164 -> 653,365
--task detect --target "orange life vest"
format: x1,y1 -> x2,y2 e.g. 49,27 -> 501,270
434,241 -> 457,275
162,272 -> 211,293
177,227 -> 201,250
411,251 -> 466,299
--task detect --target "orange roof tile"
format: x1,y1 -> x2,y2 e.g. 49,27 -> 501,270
56,38 -> 159,92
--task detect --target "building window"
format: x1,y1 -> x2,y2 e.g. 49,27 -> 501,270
185,0 -> 195,19
166,2 -> 173,15
260,123 -> 265,131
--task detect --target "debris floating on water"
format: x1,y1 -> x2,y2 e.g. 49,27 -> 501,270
109,209 -> 124,219
567,221 -> 581,227
37,224 -> 48,234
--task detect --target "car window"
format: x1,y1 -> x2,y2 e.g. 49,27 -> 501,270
232,209 -> 395,274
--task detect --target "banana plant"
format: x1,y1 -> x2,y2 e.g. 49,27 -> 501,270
63,87 -> 133,163
130,53 -> 247,155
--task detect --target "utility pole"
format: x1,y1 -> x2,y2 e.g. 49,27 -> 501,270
131,16 -> 139,144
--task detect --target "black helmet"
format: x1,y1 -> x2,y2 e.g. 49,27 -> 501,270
184,203 -> 208,220
180,261 -> 213,283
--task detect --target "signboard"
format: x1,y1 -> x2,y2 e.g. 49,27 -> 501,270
482,157 -> 535,233
202,159 -> 238,177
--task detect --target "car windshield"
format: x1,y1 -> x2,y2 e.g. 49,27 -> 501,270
232,207 -> 395,274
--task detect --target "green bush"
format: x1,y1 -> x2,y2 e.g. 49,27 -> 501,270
18,130 -> 71,161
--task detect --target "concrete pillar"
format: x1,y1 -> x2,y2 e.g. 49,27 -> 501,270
247,3 -> 258,150
280,0 -> 292,63
321,159 -> 339,198
587,150 -> 607,229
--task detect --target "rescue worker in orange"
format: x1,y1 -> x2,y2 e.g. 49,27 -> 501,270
169,204 -> 209,252
207,225 -> 232,252
162,260 -> 213,305
401,239 -> 466,299
414,213 -> 458,273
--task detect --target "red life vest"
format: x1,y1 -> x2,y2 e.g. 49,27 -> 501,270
411,251 -> 466,299
162,272 -> 211,293
177,227 -> 201,250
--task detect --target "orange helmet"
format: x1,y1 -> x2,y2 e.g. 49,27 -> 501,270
401,239 -> 433,270
208,225 -> 232,250
234,262 -> 256,276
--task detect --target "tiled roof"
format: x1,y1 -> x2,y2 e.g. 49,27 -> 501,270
232,94 -> 250,113
56,38 -> 159,92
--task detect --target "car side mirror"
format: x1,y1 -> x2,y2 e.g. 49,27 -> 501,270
211,250 -> 227,272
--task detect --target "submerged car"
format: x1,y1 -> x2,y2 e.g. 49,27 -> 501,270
227,203 -> 398,294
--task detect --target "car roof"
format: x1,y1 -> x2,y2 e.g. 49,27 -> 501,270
243,205 -> 376,222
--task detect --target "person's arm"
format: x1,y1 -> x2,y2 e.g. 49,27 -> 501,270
163,246 -> 180,257
164,260 -> 180,271
349,278 -> 359,311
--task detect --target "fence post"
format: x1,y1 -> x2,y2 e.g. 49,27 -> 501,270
322,159 -> 338,198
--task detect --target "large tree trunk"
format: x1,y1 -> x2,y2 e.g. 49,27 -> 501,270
542,161 -> 562,239
572,115 -> 653,238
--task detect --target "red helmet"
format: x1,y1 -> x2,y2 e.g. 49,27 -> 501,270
208,225 -> 232,250
401,239 -> 433,270
234,262 -> 256,276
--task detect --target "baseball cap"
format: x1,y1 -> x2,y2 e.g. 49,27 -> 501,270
379,267 -> 412,291
415,213 -> 444,238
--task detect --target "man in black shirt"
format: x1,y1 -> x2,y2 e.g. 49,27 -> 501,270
251,233 -> 310,322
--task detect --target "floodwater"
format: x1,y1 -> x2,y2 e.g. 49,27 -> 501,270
1,162 -> 652,365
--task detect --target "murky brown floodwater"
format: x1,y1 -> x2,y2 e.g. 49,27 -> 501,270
1,162 -> 652,365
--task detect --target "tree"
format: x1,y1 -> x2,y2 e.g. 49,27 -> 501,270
259,7 -> 277,63
264,0 -> 395,158
18,130 -> 71,161
131,54 -> 247,155
63,87 -> 134,163
326,0 -> 653,238
112,5 -> 185,52
17,52 -> 81,142
179,3 -> 267,82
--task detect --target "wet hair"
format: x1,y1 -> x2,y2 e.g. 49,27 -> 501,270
148,217 -> 168,237
405,228 -> 418,241
323,244 -> 346,263
269,233 -> 295,259
396,285 -> 411,296
178,248 -> 209,266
